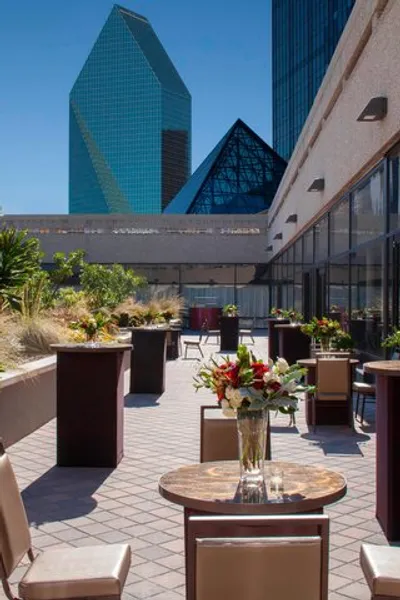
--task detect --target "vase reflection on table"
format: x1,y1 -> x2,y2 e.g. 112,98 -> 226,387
194,345 -> 311,488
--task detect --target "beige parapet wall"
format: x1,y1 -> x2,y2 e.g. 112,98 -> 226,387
0,350 -> 131,448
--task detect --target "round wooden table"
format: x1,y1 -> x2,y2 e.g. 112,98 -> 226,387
364,361 -> 400,541
298,357 -> 359,426
159,461 -> 346,600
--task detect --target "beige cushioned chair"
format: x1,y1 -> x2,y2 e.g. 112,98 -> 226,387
187,514 -> 329,600
360,543 -> 400,599
0,440 -> 131,600
200,405 -> 271,462
313,358 -> 353,431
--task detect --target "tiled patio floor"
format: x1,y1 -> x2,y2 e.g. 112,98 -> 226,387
3,333 -> 386,600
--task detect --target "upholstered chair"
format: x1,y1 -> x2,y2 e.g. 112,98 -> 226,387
0,440 -> 131,600
187,514 -> 329,600
314,358 -> 352,431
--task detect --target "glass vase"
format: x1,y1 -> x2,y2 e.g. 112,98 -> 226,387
320,336 -> 331,352
237,408 -> 267,487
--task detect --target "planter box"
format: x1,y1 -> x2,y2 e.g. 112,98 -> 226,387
0,356 -> 57,449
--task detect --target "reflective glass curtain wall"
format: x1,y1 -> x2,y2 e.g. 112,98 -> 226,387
69,5 -> 191,214
272,0 -> 355,160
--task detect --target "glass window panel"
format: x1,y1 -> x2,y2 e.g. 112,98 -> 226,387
350,242 -> 384,356
330,197 -> 349,256
180,265 -> 234,284
303,230 -> 313,266
314,216 -> 329,261
351,169 -> 385,247
389,156 -> 400,233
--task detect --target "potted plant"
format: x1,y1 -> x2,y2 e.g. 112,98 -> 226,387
287,309 -> 303,325
301,316 -> 341,352
382,329 -> 400,359
223,304 -> 238,317
270,307 -> 286,319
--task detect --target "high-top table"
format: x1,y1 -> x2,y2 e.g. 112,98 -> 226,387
275,323 -> 310,365
364,360 -> 400,541
266,318 -> 290,361
298,357 -> 359,426
52,343 -> 132,468
129,328 -> 167,394
220,315 -> 239,351
159,460 -> 346,600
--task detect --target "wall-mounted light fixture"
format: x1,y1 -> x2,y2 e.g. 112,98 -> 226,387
357,97 -> 388,122
273,232 -> 283,240
266,245 -> 273,251
307,178 -> 325,192
285,213 -> 298,224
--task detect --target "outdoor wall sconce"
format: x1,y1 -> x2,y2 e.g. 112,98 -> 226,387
307,178 -> 325,192
285,213 -> 298,223
273,232 -> 283,240
357,97 -> 388,122
266,245 -> 273,251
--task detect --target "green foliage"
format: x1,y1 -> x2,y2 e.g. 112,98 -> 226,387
56,286 -> 87,308
20,271 -> 49,318
0,227 -> 42,310
223,304 -> 238,316
382,329 -> 400,349
50,249 -> 86,287
80,263 -> 146,310
331,330 -> 354,351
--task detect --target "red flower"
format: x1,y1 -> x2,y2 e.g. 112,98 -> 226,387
216,385 -> 225,402
226,364 -> 240,387
267,380 -> 281,393
251,362 -> 269,389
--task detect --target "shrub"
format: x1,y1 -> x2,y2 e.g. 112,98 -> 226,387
80,263 -> 147,310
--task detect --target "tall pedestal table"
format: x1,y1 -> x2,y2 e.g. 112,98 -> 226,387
276,323 -> 310,365
130,328 -> 167,394
220,316 -> 239,351
364,361 -> 400,541
52,343 -> 132,468
266,318 -> 290,361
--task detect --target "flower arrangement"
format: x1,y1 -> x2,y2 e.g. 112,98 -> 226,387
70,312 -> 115,342
223,304 -> 238,317
301,317 -> 341,341
287,309 -> 303,323
381,329 -> 400,349
270,307 -> 286,318
194,344 -> 307,417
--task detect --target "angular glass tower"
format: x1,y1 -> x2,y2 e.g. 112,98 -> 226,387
272,0 -> 355,160
69,5 -> 191,214
165,119 -> 287,214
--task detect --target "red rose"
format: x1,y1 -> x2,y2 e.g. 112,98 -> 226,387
216,385 -> 225,402
226,364 -> 240,387
267,380 -> 281,392
251,362 -> 268,389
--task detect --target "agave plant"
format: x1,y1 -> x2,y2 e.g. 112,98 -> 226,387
0,227 -> 43,310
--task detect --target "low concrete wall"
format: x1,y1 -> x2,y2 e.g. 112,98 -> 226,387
0,357 -> 57,449
0,346 -> 132,449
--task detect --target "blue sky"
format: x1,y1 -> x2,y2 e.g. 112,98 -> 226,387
0,0 -> 272,214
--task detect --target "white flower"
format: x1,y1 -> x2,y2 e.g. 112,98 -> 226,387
263,371 -> 280,384
282,379 -> 297,393
268,358 -> 274,368
276,357 -> 289,374
220,400 -> 235,417
231,389 -> 244,409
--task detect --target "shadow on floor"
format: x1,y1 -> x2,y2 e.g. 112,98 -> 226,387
124,393 -> 162,407
301,429 -> 370,456
22,466 -> 112,526
270,425 -> 300,434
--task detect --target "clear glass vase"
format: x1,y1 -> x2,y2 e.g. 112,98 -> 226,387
237,408 -> 267,487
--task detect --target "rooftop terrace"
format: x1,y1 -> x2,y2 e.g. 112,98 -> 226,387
2,333 -> 384,600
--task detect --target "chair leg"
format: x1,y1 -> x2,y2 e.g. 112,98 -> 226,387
360,395 -> 366,425
250,335 -> 255,343
312,396 -> 316,433
184,345 -> 188,359
199,345 -> 204,358
355,392 -> 360,419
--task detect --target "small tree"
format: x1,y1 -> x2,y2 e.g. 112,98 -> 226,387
80,263 -> 146,310
0,227 -> 42,310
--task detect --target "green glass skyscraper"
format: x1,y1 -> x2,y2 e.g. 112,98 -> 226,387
272,0 -> 355,161
69,5 -> 191,214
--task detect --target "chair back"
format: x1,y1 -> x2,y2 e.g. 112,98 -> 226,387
189,514 -> 328,600
200,407 -> 270,462
316,358 -> 350,400
0,441 -> 31,578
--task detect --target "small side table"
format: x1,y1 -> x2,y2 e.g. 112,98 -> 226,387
52,343 -> 132,468
130,328 -> 167,394
364,360 -> 400,542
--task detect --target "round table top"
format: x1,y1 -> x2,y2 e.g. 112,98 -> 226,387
158,461 -> 347,515
364,360 -> 400,376
275,323 -> 303,329
50,343 -> 132,353
297,357 -> 359,368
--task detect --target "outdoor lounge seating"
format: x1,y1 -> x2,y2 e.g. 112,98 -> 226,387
313,358 -> 353,431
360,543 -> 400,599
0,440 -> 131,600
200,405 -> 271,462
187,514 -> 329,600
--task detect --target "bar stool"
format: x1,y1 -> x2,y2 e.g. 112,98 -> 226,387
353,381 -> 376,424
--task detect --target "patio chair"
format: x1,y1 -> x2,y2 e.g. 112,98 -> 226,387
353,381 -> 376,424
187,514 -> 329,600
203,319 -> 220,345
313,357 -> 353,432
239,318 -> 255,344
200,405 -> 271,462
360,543 -> 400,599
183,330 -> 204,359
0,440 -> 131,600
